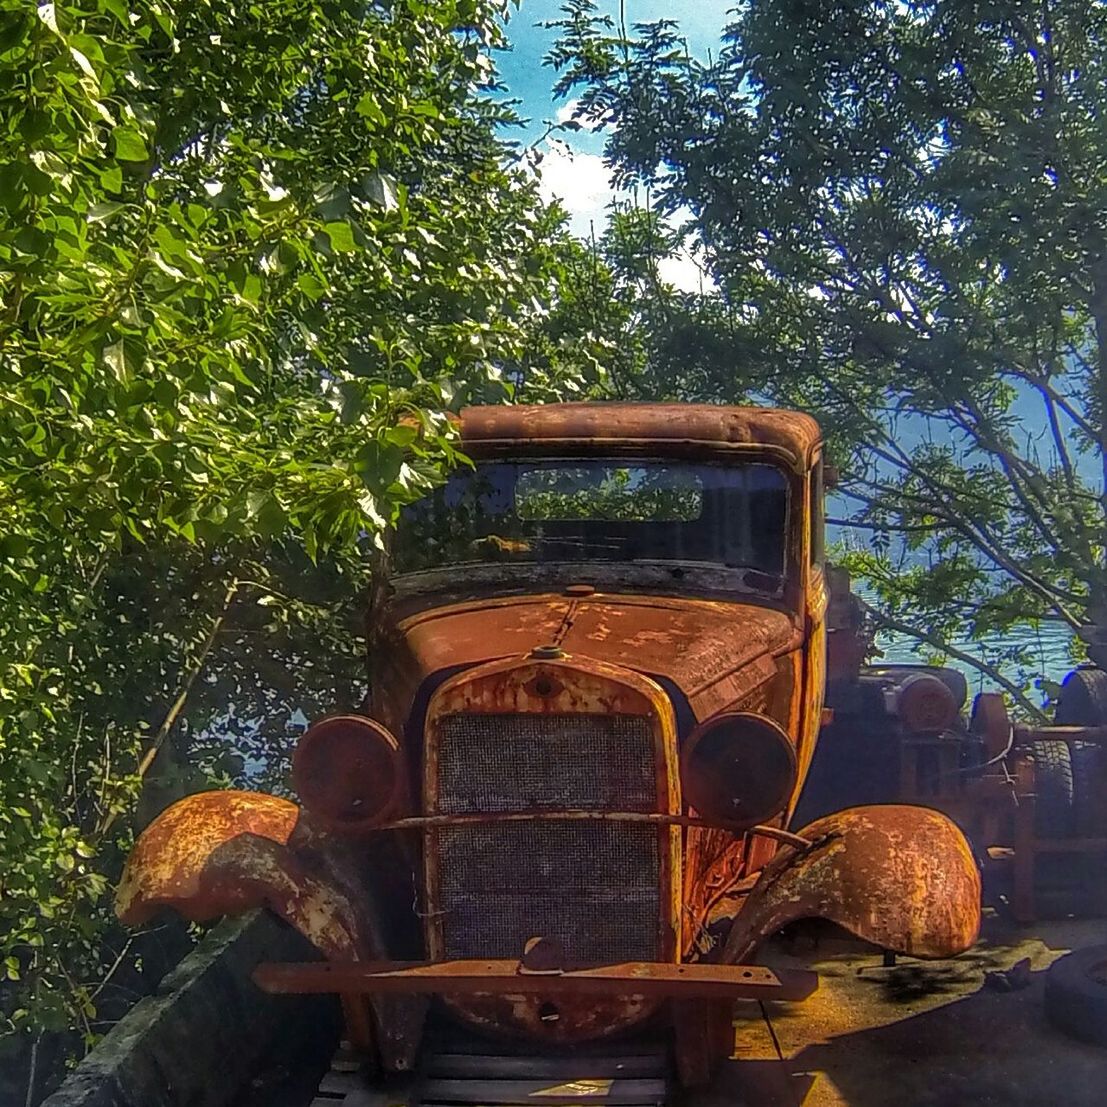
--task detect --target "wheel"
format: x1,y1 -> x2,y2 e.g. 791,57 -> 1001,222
1055,667 -> 1107,725
1030,740 -> 1074,838
1044,945 -> 1107,1047
1071,741 -> 1104,837
970,692 -> 1011,760
864,664 -> 968,710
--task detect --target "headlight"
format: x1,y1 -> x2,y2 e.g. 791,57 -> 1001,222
292,714 -> 401,832
681,712 -> 797,828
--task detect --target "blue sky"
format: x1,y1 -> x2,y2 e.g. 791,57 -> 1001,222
499,1 -> 735,145
496,1 -> 734,288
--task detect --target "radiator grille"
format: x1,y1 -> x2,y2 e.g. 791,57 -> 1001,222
436,822 -> 660,961
431,712 -> 662,963
434,713 -> 656,814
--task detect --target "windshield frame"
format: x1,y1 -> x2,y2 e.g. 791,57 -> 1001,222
385,450 -> 804,610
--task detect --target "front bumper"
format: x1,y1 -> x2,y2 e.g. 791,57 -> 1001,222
252,956 -> 818,1002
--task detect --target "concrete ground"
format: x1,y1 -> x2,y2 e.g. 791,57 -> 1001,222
264,913 -> 1107,1107
695,913 -> 1107,1106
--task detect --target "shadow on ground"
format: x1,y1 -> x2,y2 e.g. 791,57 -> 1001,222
687,916 -> 1107,1106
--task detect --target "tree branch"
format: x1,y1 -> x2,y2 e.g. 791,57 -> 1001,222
855,596 -> 1048,721
96,575 -> 240,838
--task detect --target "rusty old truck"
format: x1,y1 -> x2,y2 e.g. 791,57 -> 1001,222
115,403 -> 981,1088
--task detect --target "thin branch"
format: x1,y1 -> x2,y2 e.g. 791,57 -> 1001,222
948,399 -> 1093,569
826,516 -> 942,534
855,597 -> 1048,721
97,575 -> 240,838
1007,363 -> 1097,439
842,473 -> 1086,617
1037,375 -> 1078,491
849,465 -> 1084,607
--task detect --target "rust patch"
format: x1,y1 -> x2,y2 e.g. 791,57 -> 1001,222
457,403 -> 822,471
721,805 -> 981,964
116,791 -> 300,926
387,593 -> 796,723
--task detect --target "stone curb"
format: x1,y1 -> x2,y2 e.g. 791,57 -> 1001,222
41,911 -> 330,1107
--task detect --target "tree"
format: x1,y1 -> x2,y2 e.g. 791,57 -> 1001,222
548,0 -> 1107,711
0,1 -> 606,1096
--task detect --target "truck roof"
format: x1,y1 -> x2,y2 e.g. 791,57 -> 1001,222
458,402 -> 822,471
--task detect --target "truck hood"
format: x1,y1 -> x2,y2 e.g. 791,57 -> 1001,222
379,593 -> 799,723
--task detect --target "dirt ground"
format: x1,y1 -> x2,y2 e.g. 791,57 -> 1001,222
694,912 -> 1107,1107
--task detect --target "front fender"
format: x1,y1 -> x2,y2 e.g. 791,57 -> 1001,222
115,790 -> 421,1067
723,804 -> 981,963
117,790 -> 388,959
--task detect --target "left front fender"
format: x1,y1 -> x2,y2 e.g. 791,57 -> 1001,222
116,790 -> 378,961
722,804 -> 981,964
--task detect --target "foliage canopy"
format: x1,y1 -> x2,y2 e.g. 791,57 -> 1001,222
550,0 -> 1107,708
0,0 -> 615,1091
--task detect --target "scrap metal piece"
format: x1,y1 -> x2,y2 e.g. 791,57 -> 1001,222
722,804 -> 981,964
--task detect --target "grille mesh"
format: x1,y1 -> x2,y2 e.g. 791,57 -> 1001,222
432,711 -> 662,963
437,822 -> 660,961
434,713 -> 656,814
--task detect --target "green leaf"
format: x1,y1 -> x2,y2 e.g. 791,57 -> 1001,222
297,273 -> 325,301
88,201 -> 124,224
112,126 -> 148,162
324,221 -> 358,253
100,165 -> 123,194
102,340 -> 127,381
385,424 -> 418,448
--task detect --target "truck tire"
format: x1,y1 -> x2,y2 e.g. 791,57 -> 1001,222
1031,740 -> 1075,839
1053,669 -> 1105,837
1054,667 -> 1107,725
1044,945 -> 1107,1047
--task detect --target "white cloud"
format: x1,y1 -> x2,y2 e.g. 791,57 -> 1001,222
534,140 -> 614,240
532,140 -> 716,294
555,99 -> 581,124
658,250 -> 712,294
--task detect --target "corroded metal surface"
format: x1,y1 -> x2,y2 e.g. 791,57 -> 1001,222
377,593 -> 798,728
422,656 -> 681,1043
458,403 -> 823,471
115,790 -> 421,1070
252,957 -> 818,1000
895,673 -> 959,733
681,711 -> 797,829
116,791 -> 300,926
722,805 -> 982,964
291,714 -> 403,832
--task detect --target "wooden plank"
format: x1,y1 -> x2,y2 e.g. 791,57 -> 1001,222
320,1070 -> 364,1094
418,1077 -> 666,1105
346,1089 -> 413,1107
427,1055 -> 667,1080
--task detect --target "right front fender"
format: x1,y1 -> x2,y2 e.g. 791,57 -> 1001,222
723,804 -> 981,963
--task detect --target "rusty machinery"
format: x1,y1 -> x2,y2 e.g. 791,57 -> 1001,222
804,567 -> 1107,923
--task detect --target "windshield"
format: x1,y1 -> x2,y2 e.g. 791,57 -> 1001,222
392,459 -> 789,577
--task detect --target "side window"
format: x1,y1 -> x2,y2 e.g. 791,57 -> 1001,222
810,460 -> 825,567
